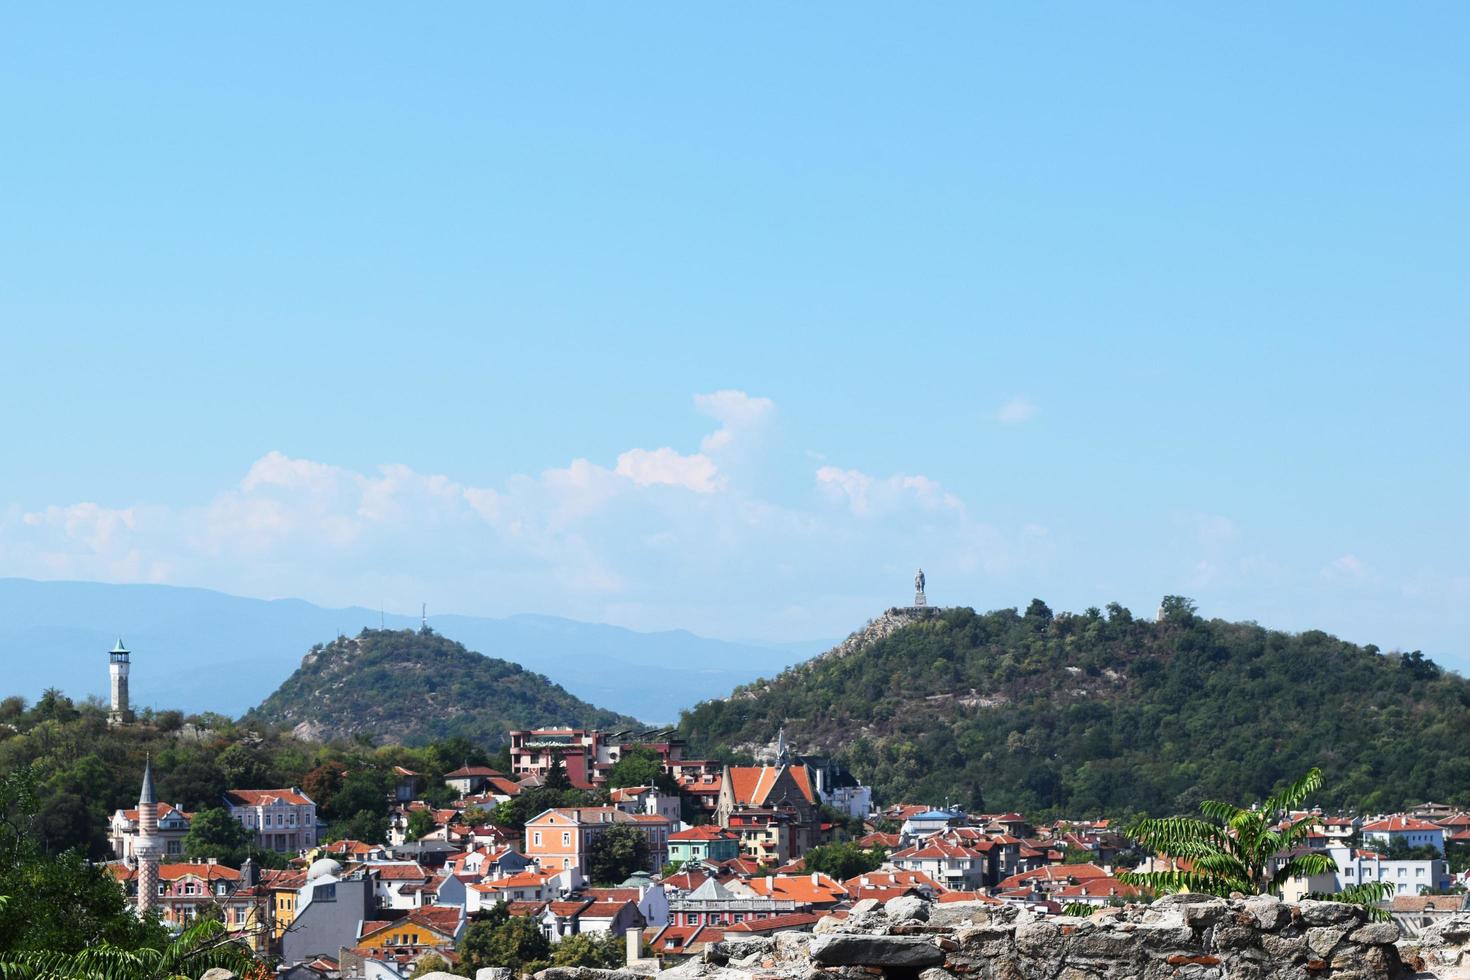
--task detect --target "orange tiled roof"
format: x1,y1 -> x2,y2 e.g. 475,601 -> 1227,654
1363,816 -> 1442,833
225,788 -> 313,807
1053,877 -> 1139,899
937,891 -> 1002,904
726,912 -> 821,932
670,825 -> 737,842
373,863 -> 430,881
746,873 -> 847,904
842,869 -> 945,893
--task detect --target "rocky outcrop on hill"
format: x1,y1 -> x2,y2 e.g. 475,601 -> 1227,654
539,895 -> 1423,980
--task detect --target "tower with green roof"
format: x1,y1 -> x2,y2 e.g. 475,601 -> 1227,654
109,638 -> 133,725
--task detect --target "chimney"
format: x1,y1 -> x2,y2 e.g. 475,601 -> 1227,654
766,875 -> 774,892
811,872 -> 820,887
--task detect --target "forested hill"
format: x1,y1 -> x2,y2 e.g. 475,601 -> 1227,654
250,628 -> 640,745
677,600 -> 1470,816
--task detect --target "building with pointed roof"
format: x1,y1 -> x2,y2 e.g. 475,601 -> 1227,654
135,758 -> 162,919
716,764 -> 820,859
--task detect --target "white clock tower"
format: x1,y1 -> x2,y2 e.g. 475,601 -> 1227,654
109,638 -> 133,725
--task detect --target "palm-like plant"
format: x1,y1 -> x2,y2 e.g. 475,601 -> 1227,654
1119,768 -> 1338,897
0,916 -> 258,980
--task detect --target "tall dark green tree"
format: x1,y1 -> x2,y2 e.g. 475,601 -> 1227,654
586,824 -> 650,885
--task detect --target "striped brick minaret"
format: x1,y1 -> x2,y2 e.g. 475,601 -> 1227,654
135,757 -> 162,919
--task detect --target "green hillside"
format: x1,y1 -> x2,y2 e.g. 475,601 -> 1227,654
677,600 -> 1470,816
250,628 -> 640,745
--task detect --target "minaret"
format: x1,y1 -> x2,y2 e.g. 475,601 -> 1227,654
135,757 -> 162,919
109,638 -> 133,725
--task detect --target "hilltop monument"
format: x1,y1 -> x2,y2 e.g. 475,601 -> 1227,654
914,568 -> 927,607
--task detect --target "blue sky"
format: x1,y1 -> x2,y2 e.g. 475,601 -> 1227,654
2,5 -> 1467,664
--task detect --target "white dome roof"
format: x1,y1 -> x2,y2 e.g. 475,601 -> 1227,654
307,857 -> 343,881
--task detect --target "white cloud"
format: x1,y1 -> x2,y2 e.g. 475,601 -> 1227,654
0,391 -> 1052,638
614,448 -> 722,493
996,396 -> 1037,424
1323,554 -> 1378,584
816,466 -> 963,517
695,389 -> 775,452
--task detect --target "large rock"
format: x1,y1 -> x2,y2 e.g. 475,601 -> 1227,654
416,973 -> 470,980
1347,921 -> 1400,945
533,970 -> 643,980
200,971 -> 238,980
809,934 -> 947,968
885,896 -> 931,924
477,970 -> 514,980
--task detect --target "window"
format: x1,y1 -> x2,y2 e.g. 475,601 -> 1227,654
533,832 -> 542,846
563,833 -> 571,846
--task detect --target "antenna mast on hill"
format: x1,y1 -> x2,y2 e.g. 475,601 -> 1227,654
421,603 -> 427,630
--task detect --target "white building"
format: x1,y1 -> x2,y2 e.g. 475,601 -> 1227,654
1362,816 -> 1446,855
224,788 -> 319,853
1329,846 -> 1451,896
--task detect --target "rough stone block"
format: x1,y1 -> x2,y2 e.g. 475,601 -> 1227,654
809,935 -> 946,969
885,896 -> 931,924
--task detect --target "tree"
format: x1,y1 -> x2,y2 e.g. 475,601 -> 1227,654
0,915 -> 258,980
405,808 -> 438,842
326,810 -> 387,845
606,748 -> 676,793
458,914 -> 551,975
409,952 -> 449,978
216,744 -> 271,789
802,842 -> 883,881
550,932 -> 624,969
543,755 -> 571,792
1023,599 -> 1054,627
586,824 -> 650,885
301,763 -> 344,815
1119,768 -> 1339,897
0,767 -> 169,955
1158,595 -> 1198,623
183,808 -> 255,864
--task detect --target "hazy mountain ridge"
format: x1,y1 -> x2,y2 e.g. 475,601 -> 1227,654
0,578 -> 806,721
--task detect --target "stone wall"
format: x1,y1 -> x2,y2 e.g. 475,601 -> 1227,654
536,894 -> 1420,980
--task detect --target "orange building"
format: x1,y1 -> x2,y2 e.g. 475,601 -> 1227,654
524,807 -> 670,875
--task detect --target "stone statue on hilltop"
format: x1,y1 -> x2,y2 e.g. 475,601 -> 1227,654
915,568 -> 925,594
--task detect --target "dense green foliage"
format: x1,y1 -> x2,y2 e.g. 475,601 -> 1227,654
679,602 -> 1470,815
549,932 -> 626,969
586,823 -> 651,886
458,905 -> 552,976
250,628 -> 639,746
0,768 -> 170,955
0,917 -> 258,980
801,841 -> 885,880
607,747 -> 678,793
0,686 -> 513,857
1120,768 -> 1337,896
182,807 -> 256,865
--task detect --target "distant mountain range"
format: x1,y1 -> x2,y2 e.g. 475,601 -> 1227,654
0,578 -> 829,722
